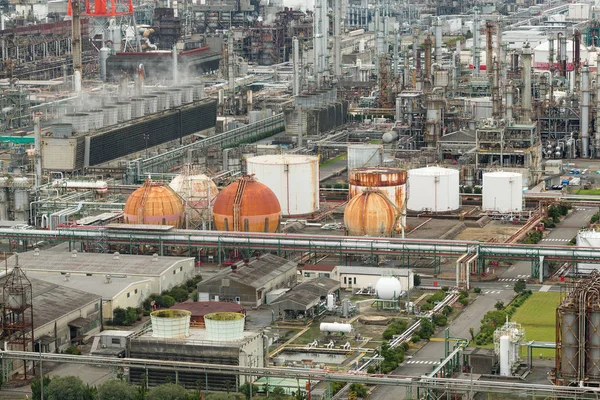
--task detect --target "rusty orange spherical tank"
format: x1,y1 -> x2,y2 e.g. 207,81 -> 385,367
212,175 -> 281,232
123,180 -> 185,228
344,190 -> 397,237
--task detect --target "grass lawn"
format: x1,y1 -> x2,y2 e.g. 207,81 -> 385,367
320,153 -> 347,167
511,292 -> 562,358
575,189 -> 600,196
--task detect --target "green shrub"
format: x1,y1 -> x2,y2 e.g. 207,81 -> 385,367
432,314 -> 447,326
63,345 -> 81,355
156,295 -> 176,308
411,335 -> 421,343
167,287 -> 189,303
383,320 -> 408,340
473,287 -> 481,294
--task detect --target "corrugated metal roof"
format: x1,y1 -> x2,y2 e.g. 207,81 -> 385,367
336,266 -> 411,276
223,254 -> 296,289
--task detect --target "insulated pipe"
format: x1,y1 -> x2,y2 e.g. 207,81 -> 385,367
581,65 -> 590,157
521,44 -> 532,123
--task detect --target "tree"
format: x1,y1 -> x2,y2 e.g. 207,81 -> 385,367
205,394 -> 238,400
113,307 -> 128,325
271,387 -> 286,400
31,376 -> 51,400
147,383 -> 188,400
97,379 -> 137,400
514,279 -> 527,294
494,301 -> 505,310
349,383 -> 368,398
413,274 -> 421,287
168,287 -> 190,303
239,382 -> 259,400
156,295 -> 176,308
295,390 -> 307,400
46,376 -> 94,400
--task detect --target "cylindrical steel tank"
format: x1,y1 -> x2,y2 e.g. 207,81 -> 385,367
407,166 -> 460,212
151,309 -> 191,339
177,86 -> 195,103
130,98 -> 145,118
0,179 -> 8,221
169,173 -> 219,225
103,106 -> 118,126
194,85 -> 205,100
482,171 -> 523,213
153,91 -> 171,110
13,177 -> 30,222
63,113 -> 89,133
590,305 -> 600,379
204,312 -> 245,341
347,144 -> 383,170
560,310 -> 579,379
87,109 -> 104,130
344,189 -> 397,237
212,175 -> 281,232
168,88 -> 182,107
320,322 -> 353,333
349,167 -> 407,229
116,101 -> 132,122
143,95 -> 158,114
123,179 -> 185,228
246,155 -> 319,216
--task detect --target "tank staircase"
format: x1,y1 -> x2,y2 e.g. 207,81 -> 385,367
232,177 -> 248,232
137,179 -> 153,224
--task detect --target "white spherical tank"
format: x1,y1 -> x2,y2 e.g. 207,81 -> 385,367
151,309 -> 191,339
246,154 -> 319,216
375,276 -> 402,300
169,173 -> 219,223
482,171 -> 523,213
204,312 -> 245,341
347,144 -> 383,170
407,167 -> 460,212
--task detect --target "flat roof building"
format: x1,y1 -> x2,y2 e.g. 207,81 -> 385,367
271,277 -> 340,320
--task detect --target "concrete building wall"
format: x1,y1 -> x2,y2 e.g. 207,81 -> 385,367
159,259 -> 196,293
104,280 -> 152,320
336,270 -> 414,292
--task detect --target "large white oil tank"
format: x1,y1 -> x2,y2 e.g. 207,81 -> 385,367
320,322 -> 353,333
375,276 -> 402,300
246,154 -> 319,216
347,144 -> 383,170
204,312 -> 245,341
482,171 -> 523,213
150,309 -> 191,339
407,166 -> 460,212
576,230 -> 600,273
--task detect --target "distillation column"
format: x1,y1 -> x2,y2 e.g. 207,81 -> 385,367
71,0 -> 82,92
521,44 -> 532,123
333,0 -> 342,77
596,55 -> 600,156
434,18 -> 443,63
293,37 -> 301,96
581,65 -> 590,158
472,12 -> 480,75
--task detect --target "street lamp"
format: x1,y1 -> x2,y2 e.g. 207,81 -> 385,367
38,339 -> 44,400
143,134 -> 150,159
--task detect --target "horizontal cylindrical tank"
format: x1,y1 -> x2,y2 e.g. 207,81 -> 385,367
344,190 -> 398,237
375,276 -> 402,300
87,109 -> 104,130
63,113 -> 89,133
382,130 -> 399,143
103,106 -> 118,126
246,155 -> 319,216
143,95 -> 158,114
407,166 -> 460,212
347,144 -> 383,170
482,171 -> 523,213
204,312 -> 245,341
116,101 -> 132,122
151,309 -> 191,339
320,322 -> 352,333
52,179 -> 108,193
130,98 -> 145,118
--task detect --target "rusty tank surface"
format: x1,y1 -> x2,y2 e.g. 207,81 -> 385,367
343,189 -> 398,237
123,179 -> 185,228
212,175 -> 281,232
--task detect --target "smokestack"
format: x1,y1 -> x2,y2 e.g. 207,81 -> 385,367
434,18 -> 443,63
71,0 -> 82,84
99,47 -> 109,81
172,44 -> 179,84
581,65 -> 590,157
521,44 -> 532,123
333,0 -> 342,77
293,37 -> 300,96
34,117 -> 42,189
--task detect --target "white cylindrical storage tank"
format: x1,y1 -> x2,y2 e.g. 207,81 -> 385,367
320,322 -> 353,333
168,88 -> 182,107
116,101 -> 132,122
150,309 -> 191,339
326,293 -> 335,311
178,86 -> 195,103
143,95 -> 158,114
482,171 -> 523,213
246,154 -> 319,216
499,335 -> 511,376
347,144 -> 383,170
407,166 -> 460,212
130,98 -> 145,118
194,85 -> 205,100
63,113 -> 89,133
103,106 -> 118,126
153,91 -> 171,110
87,109 -> 104,130
204,312 -> 245,341
375,276 -> 402,300
576,230 -> 600,273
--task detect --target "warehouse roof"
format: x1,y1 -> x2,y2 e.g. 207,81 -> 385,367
8,251 -> 193,277
272,277 -> 340,309
336,266 -> 411,277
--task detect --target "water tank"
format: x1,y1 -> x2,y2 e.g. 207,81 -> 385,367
212,175 -> 281,232
63,113 -> 89,133
87,109 -> 104,130
143,95 -> 158,114
344,190 -> 397,237
103,106 -> 118,126
482,171 -> 523,213
320,322 -> 352,333
375,276 -> 402,300
169,173 -> 219,224
349,167 -> 407,230
204,312 -> 245,341
130,98 -> 146,118
347,144 -> 383,170
246,155 -> 319,216
123,179 -> 185,227
151,309 -> 191,339
407,166 -> 460,212
116,101 -> 132,122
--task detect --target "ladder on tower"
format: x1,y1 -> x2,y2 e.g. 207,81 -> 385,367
232,176 -> 248,232
138,179 -> 153,224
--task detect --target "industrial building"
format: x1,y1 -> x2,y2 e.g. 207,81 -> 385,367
196,254 -> 297,306
335,266 -> 414,292
271,277 -> 341,319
